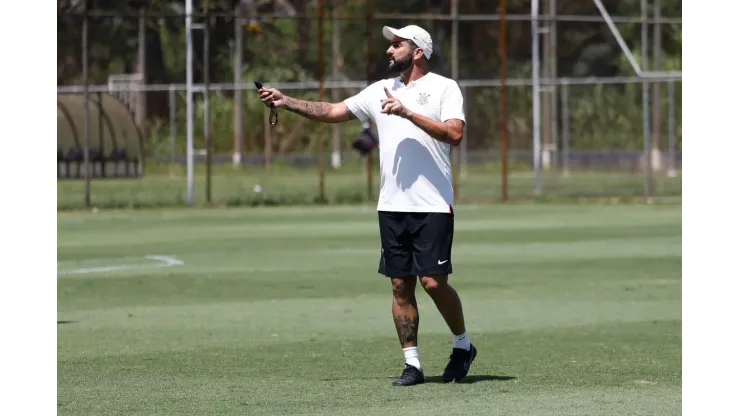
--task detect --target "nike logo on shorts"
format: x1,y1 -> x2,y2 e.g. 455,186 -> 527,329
438,259 -> 449,265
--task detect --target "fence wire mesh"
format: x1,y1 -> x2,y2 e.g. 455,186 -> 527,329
57,0 -> 682,210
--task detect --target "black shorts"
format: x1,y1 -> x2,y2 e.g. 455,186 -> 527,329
377,210 -> 455,278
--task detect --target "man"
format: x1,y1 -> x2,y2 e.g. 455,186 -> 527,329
257,24 -> 476,387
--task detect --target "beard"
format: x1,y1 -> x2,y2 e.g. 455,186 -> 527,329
388,52 -> 413,73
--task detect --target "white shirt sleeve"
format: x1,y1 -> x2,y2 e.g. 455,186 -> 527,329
440,81 -> 466,123
343,83 -> 376,123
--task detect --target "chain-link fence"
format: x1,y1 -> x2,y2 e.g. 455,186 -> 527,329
57,0 -> 682,210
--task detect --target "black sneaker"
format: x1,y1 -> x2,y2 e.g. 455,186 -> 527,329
441,344 -> 477,383
392,364 -> 425,386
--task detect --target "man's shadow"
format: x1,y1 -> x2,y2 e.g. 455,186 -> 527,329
393,138 -> 452,193
320,374 -> 516,384
424,375 -> 517,384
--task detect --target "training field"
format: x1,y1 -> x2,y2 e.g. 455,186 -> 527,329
57,204 -> 681,415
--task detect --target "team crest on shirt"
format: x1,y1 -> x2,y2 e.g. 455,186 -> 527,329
417,92 -> 430,105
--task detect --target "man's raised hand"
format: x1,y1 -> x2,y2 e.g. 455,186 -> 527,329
381,87 -> 412,119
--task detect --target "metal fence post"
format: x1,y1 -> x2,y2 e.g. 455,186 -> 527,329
233,14 -> 244,167
560,81 -> 570,177
365,0 -> 374,201
652,0 -> 662,170
451,0 -> 460,202
500,0 -> 509,201
185,0 -> 195,205
82,0 -> 91,207
204,1 -> 212,204
531,0 -> 542,197
549,0 -> 558,170
667,80 -> 677,178
317,0 -> 326,202
169,85 -> 177,177
641,0 -> 654,201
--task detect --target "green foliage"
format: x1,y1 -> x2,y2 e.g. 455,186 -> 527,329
146,87 -> 369,160
58,0 -> 682,154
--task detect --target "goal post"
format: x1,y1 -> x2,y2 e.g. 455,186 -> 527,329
530,0 -> 681,200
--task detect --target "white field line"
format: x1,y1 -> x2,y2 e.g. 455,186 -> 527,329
57,255 -> 183,277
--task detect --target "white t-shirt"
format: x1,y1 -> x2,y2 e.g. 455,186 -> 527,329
344,72 -> 466,213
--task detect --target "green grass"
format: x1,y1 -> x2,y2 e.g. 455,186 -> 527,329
57,163 -> 682,210
57,204 -> 681,415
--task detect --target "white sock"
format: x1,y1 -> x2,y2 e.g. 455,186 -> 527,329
403,346 -> 422,370
453,332 -> 471,350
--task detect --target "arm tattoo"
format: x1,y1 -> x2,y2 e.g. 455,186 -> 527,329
282,97 -> 357,122
283,97 -> 332,120
393,315 -> 419,346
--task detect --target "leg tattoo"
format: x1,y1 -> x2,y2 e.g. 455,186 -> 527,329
393,314 -> 419,346
391,276 -> 419,348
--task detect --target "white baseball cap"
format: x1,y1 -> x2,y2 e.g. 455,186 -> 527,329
382,25 -> 433,60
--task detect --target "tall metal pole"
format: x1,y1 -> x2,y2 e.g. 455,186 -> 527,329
96,92 -> 104,178
169,85 -> 177,177
317,0 -> 326,202
137,9 -> 147,131
185,0 -> 195,205
652,0 -> 662,169
233,14 -> 243,167
531,0 -> 542,197
560,81 -> 570,177
641,0 -> 653,201
499,0 -> 508,201
331,0 -> 342,169
548,0 -> 558,169
451,0 -> 459,202
82,0 -> 90,206
365,0 -> 374,201
204,0 -> 212,204
542,0 -> 552,170
667,80 -> 676,178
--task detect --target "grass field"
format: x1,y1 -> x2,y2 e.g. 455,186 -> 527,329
57,204 -> 681,415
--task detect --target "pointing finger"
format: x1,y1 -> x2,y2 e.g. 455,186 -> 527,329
384,87 -> 393,98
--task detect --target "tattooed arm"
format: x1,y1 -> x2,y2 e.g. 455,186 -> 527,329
258,87 -> 357,123
282,97 -> 357,123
